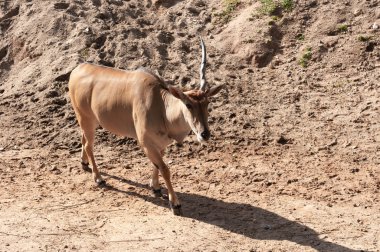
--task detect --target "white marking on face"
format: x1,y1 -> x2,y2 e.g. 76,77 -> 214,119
197,134 -> 203,143
189,126 -> 205,143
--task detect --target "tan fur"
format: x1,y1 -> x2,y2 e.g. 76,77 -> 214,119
68,63 -> 223,214
186,90 -> 207,101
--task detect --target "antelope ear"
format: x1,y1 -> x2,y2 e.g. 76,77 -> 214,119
207,84 -> 225,97
168,86 -> 188,101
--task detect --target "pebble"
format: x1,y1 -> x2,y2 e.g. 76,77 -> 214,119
19,161 -> 26,168
45,90 -> 59,98
50,165 -> 62,174
353,9 -> 362,17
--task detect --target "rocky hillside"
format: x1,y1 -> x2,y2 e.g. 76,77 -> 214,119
1,1 -> 380,251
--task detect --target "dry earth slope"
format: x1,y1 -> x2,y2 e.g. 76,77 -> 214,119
0,0 -> 379,251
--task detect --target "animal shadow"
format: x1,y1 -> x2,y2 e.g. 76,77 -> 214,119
101,172 -> 366,252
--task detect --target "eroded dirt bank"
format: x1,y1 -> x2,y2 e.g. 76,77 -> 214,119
1,0 -> 379,251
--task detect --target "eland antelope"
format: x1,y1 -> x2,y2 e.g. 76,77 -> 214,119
68,38 -> 224,215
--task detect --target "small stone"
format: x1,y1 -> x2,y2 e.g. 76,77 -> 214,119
229,113 -> 236,119
371,23 -> 379,30
45,90 -> 59,98
277,136 -> 290,145
19,161 -> 26,168
350,168 -> 360,173
353,9 -> 362,16
50,165 -> 62,174
51,97 -> 67,106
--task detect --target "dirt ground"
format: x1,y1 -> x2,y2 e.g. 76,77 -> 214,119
1,0 -> 379,251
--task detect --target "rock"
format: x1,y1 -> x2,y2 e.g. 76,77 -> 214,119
51,97 -> 67,106
277,136 -> 290,145
55,72 -> 71,82
19,161 -> 26,168
353,9 -> 363,17
350,168 -> 360,173
50,165 -> 62,174
156,31 -> 174,44
152,0 -> 177,8
45,90 -> 59,98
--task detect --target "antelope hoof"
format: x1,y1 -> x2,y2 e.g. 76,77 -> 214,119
152,188 -> 163,198
151,188 -> 169,199
96,178 -> 106,187
169,202 -> 183,216
81,162 -> 91,172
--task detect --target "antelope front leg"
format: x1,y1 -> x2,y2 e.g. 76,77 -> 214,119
145,147 -> 182,215
158,163 -> 182,215
80,132 -> 91,172
150,165 -> 163,198
82,128 -> 105,185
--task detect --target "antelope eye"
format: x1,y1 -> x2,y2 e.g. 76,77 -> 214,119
186,104 -> 193,109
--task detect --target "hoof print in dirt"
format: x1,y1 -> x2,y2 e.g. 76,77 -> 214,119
169,202 -> 183,216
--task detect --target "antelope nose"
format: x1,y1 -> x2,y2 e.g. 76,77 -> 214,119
201,130 -> 210,140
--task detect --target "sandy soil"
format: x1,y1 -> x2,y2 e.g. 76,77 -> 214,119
1,0 -> 379,251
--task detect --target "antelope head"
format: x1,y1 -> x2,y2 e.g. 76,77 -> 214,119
169,38 -> 224,143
